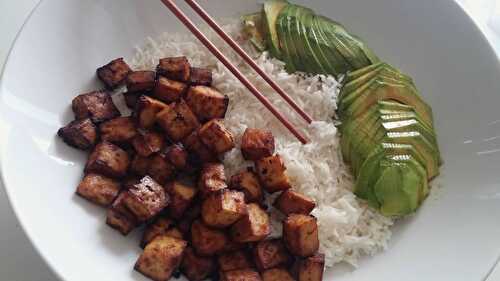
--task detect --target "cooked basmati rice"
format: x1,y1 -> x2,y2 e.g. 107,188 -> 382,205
130,19 -> 393,267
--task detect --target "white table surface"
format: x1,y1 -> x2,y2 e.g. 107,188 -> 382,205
1,0 -> 500,280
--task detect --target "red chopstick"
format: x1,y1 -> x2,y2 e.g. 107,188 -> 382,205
184,0 -> 313,124
160,0 -> 309,144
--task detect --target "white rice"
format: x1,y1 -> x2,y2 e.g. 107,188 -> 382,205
130,20 -> 393,267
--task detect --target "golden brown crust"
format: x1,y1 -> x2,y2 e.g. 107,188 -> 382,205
283,214 -> 319,257
135,95 -> 169,128
177,204 -> 201,235
153,76 -> 188,104
274,190 -> 316,216
131,129 -> 165,157
201,190 -> 247,228
253,239 -> 291,271
147,153 -> 176,185
190,220 -> 229,256
185,86 -> 229,122
230,169 -> 263,203
255,155 -> 291,193
220,269 -> 262,281
96,58 -> 131,89
261,268 -> 295,281
241,128 -> 275,161
230,203 -> 270,243
198,163 -> 227,198
294,253 -> 325,281
181,247 -> 216,281
183,129 -> 217,163
76,173 -> 121,206
165,181 -> 197,219
57,118 -> 97,150
72,90 -> 120,123
126,71 -> 156,93
106,192 -> 139,235
141,216 -> 174,248
156,99 -> 200,142
164,144 -> 188,170
198,119 -> 235,155
123,176 -> 169,222
189,67 -> 212,86
129,154 -> 152,176
156,56 -> 191,82
99,117 -> 137,143
123,91 -> 141,109
85,141 -> 130,178
218,250 -> 253,272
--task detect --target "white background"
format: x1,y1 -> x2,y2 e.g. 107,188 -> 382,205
1,0 -> 500,280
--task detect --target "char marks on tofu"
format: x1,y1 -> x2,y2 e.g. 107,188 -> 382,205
261,268 -> 295,281
85,141 -> 130,178
96,58 -> 131,89
76,173 -> 121,207
255,154 -> 291,193
241,128 -> 275,161
181,247 -> 216,281
283,214 -> 319,257
201,190 -> 247,228
126,71 -> 156,93
230,169 -> 263,203
253,239 -> 291,271
156,99 -> 200,142
72,90 -> 120,123
99,117 -> 137,144
135,95 -> 168,128
165,181 -> 197,219
220,269 -> 262,281
190,219 -> 229,256
230,203 -> 270,243
122,176 -> 169,222
218,250 -> 253,272
156,56 -> 191,82
154,76 -> 188,104
294,253 -> 325,281
106,191 -> 139,235
199,119 -> 235,155
185,86 -> 229,122
189,67 -> 212,86
274,190 -> 316,215
198,162 -> 228,198
131,129 -> 165,157
58,118 -> 97,150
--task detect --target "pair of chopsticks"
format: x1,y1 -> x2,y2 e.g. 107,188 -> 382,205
160,0 -> 312,144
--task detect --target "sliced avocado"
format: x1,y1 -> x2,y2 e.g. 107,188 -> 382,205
354,146 -> 385,208
242,13 -> 266,52
351,33 -> 380,65
303,12 -> 337,75
276,5 -> 296,72
343,62 -> 385,83
335,31 -> 371,69
263,0 -> 289,58
288,4 -> 319,73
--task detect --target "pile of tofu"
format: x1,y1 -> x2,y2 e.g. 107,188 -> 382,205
57,56 -> 325,281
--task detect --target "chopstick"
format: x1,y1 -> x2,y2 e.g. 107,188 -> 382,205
183,0 -> 313,124
160,0 -> 309,144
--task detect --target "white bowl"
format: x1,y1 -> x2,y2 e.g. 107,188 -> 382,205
1,0 -> 500,280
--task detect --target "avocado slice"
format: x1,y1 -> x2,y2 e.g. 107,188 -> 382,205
242,13 -> 266,52
343,62 -> 385,83
276,5 -> 297,72
289,4 -> 321,73
263,0 -> 289,59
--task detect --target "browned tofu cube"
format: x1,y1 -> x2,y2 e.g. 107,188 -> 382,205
183,129 -> 216,163
241,128 -> 275,161
153,76 -> 188,104
165,181 -> 197,219
201,190 -> 247,228
57,118 -> 97,150
177,203 -> 201,235
181,247 -> 216,281
135,95 -> 169,128
129,154 -> 152,176
191,220 -> 229,256
255,155 -> 291,193
85,141 -> 130,178
123,176 -> 169,222
189,67 -> 212,86
230,169 -> 263,203
96,58 -> 131,89
274,190 -> 316,216
253,239 -> 291,271
141,216 -> 174,248
294,253 -> 325,281
230,203 -> 270,243
126,71 -> 156,93
123,91 -> 141,109
132,129 -> 165,157
185,86 -> 229,122
220,269 -> 262,281
157,56 -> 191,82
261,268 -> 295,281
164,227 -> 184,240
134,235 -> 187,281
199,119 -> 235,155
164,144 -> 188,170
72,90 -> 120,123
106,192 -> 139,235
221,240 -> 247,253
147,153 -> 176,184
283,214 -> 319,257
218,250 -> 253,272
156,99 -> 200,141
76,173 -> 121,206
198,163 -> 227,198
99,116 -> 137,143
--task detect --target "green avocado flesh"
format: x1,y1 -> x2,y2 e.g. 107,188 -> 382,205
243,1 -> 441,217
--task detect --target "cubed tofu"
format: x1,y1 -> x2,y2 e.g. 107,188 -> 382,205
221,240 -> 247,253
129,154 -> 152,176
96,58 -> 131,89
134,235 -> 187,281
181,247 -> 216,281
261,268 -> 295,281
72,90 -> 120,123
177,204 -> 201,235
198,163 -> 227,198
126,71 -> 156,93
132,129 -> 165,157
164,144 -> 188,170
241,128 -> 275,161
230,203 -> 270,243
283,214 -> 319,257
183,129 -> 216,163
141,216 -> 174,248
255,155 -> 291,193
156,99 -> 200,142
147,153 -> 176,184
185,86 -> 228,122
189,67 -> 212,86
253,239 -> 291,271
164,227 -> 184,240
123,176 -> 169,222
218,250 -> 253,272
230,169 -> 263,203
76,173 -> 121,206
156,56 -> 191,82
220,269 -> 262,281
201,190 -> 247,228
106,192 -> 139,235
123,91 -> 141,109
85,141 -> 130,178
153,76 -> 188,104
57,118 -> 97,150
294,253 -> 325,281
199,119 -> 235,155
165,181 -> 197,219
191,220 -> 229,256
99,117 -> 137,143
136,95 -> 169,128
274,190 -> 316,216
